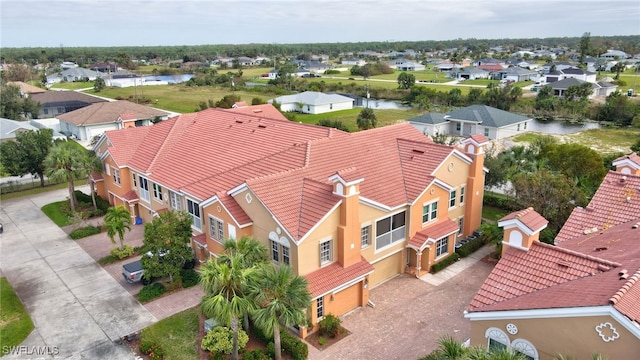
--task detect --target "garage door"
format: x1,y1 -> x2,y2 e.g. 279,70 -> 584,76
330,283 -> 362,316
369,252 -> 401,287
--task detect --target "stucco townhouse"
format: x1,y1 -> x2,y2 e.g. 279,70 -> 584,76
92,104 -> 488,336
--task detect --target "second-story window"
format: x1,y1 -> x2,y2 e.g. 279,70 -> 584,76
169,191 -> 181,210
449,190 -> 457,208
361,225 -> 371,248
209,216 -> 224,242
422,202 -> 438,223
153,183 -> 163,201
113,169 -> 120,185
320,240 -> 332,265
375,211 -> 406,250
459,186 -> 465,205
139,176 -> 150,202
186,199 -> 201,230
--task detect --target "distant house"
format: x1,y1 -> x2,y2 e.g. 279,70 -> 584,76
477,63 -> 506,73
407,105 -> 532,140
493,67 -> 537,82
0,118 -> 65,143
544,67 -> 597,83
46,67 -> 106,85
454,67 -> 490,80
341,58 -> 366,66
30,91 -> 107,118
396,61 -> 425,72
269,91 -> 354,114
88,62 -> 118,73
435,63 -> 462,72
236,57 -> 255,66
57,100 -> 169,141
544,78 -> 616,98
7,81 -> 46,96
541,61 -> 574,74
600,49 -> 629,60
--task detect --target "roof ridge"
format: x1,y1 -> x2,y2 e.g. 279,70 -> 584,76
537,241 -> 621,268
609,267 -> 640,305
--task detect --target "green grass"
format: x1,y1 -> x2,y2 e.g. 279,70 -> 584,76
512,133 -> 549,143
140,306 -> 200,360
0,179 -> 86,201
0,278 -> 34,351
50,81 -> 94,90
294,108 -> 423,132
564,128 -> 640,154
41,201 -> 73,227
482,205 -> 508,222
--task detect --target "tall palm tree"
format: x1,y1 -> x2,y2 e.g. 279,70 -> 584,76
104,205 -> 132,250
248,264 -> 311,360
199,256 -> 255,360
44,141 -> 89,213
80,151 -> 102,211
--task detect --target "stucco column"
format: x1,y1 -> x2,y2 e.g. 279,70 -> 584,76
415,251 -> 422,278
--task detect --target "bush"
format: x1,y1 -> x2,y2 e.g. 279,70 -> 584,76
324,69 -> 340,75
138,283 -> 166,302
455,236 -> 487,258
483,192 -> 518,211
430,253 -> 460,273
98,254 -> 118,265
69,225 -> 102,239
242,349 -> 269,360
266,342 -> 276,359
110,245 -> 134,259
139,340 -> 165,359
319,314 -> 341,338
318,336 -> 326,346
280,329 -> 308,360
201,326 -> 249,354
180,268 -> 200,288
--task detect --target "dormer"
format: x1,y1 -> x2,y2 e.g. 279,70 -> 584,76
328,168 -> 363,198
460,133 -> 490,156
612,153 -> 640,175
498,207 -> 548,254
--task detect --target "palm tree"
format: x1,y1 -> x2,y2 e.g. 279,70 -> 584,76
80,151 -> 102,211
199,256 -> 255,360
248,264 -> 311,360
104,205 -> 132,250
44,141 -> 89,213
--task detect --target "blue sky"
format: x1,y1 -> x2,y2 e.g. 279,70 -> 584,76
1,0 -> 638,48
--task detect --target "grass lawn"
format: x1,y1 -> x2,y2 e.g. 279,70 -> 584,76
50,81 -> 94,90
41,201 -> 73,227
1,180 -> 85,201
0,278 -> 34,350
140,306 -> 200,360
513,128 -> 640,154
482,205 -> 508,222
295,108 -> 424,132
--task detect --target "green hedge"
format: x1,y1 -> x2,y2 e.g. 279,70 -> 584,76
430,253 -> 460,273
69,225 -> 102,239
138,283 -> 166,303
180,268 -> 200,288
455,236 -> 489,258
253,323 -> 308,360
483,192 -> 518,211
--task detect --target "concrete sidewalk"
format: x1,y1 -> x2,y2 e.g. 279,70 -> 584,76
420,245 -> 495,286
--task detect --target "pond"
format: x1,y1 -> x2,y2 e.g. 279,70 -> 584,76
528,118 -> 600,135
142,74 -> 194,83
360,99 -> 411,110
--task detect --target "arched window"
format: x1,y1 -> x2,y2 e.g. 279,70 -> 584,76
511,339 -> 538,360
485,327 -> 509,350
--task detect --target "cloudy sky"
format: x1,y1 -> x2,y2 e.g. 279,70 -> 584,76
1,0 -> 638,48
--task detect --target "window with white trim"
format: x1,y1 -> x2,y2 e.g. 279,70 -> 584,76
361,225 -> 371,248
153,183 -> 163,201
282,246 -> 290,265
169,191 -> 181,210
271,240 -> 279,262
270,240 -> 290,265
139,176 -> 150,202
458,217 -> 464,235
485,327 -> 510,351
511,339 -> 537,360
456,123 -> 461,131
449,189 -> 457,208
132,172 -> 137,187
209,216 -> 224,242
186,199 -> 201,230
459,186 -> 465,204
113,169 -> 121,184
435,236 -> 448,257
316,297 -> 324,319
375,211 -> 406,250
484,127 -> 490,137
422,202 -> 437,223
105,163 -> 111,176
320,240 -> 332,264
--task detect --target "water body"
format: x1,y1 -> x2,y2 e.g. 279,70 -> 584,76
361,99 -> 411,110
142,74 -> 194,83
528,118 -> 600,135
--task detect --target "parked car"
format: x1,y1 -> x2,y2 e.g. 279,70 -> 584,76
122,250 -> 195,285
301,73 -> 321,78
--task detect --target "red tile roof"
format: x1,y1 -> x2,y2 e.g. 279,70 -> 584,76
122,190 -> 139,201
88,172 -> 103,182
120,113 -> 136,121
193,233 -> 207,246
610,268 -> 640,323
408,219 -> 459,250
498,207 -> 548,233
556,171 -> 640,243
306,257 -> 374,298
613,152 -> 640,168
467,133 -> 490,145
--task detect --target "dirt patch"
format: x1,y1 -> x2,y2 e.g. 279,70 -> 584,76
305,327 -> 351,351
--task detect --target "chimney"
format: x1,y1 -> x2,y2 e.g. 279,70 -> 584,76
461,134 -> 489,237
497,207 -> 548,255
329,169 -> 364,268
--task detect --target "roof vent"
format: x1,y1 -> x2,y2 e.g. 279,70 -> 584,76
557,260 -> 571,268
633,223 -> 639,229
235,119 -> 244,124
620,273 -> 630,280
253,109 -> 263,113
258,124 -> 267,129
412,149 -> 425,154
620,175 -> 627,183
618,269 -> 628,276
594,247 -> 608,251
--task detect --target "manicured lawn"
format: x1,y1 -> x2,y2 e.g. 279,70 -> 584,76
0,278 -> 34,350
482,205 -> 508,222
50,81 -> 94,90
295,108 -> 424,132
140,306 -> 200,360
41,201 -> 73,227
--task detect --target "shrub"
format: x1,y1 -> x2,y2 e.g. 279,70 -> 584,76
319,314 -> 341,338
69,225 -> 102,239
483,192 -> 518,211
110,245 -> 134,259
324,69 -> 340,75
281,329 -> 308,360
266,342 -> 276,359
201,326 -> 248,354
138,283 -> 166,302
455,236 -> 486,258
242,349 -> 269,360
139,340 -> 164,359
430,253 -> 460,273
318,336 -> 326,346
98,254 -> 118,265
180,268 -> 200,288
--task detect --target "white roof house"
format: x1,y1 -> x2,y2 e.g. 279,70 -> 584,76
270,91 -> 354,114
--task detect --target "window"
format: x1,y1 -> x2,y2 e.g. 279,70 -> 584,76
209,216 -> 224,242
139,176 -> 150,202
484,127 -> 489,137
436,236 -> 448,257
523,122 -> 527,130
330,103 -> 333,110
186,199 -> 201,230
489,339 -> 508,351
375,211 -> 406,250
271,240 -> 279,262
44,108 -> 49,115
132,173 -> 137,187
361,225 -> 371,248
320,240 -> 332,264
456,123 -> 461,131
316,297 -> 324,319
113,169 -> 121,185
459,186 -> 465,204
153,183 -> 163,201
282,246 -> 290,265
458,217 -> 464,235
449,190 -> 457,208
105,163 -> 111,176
423,202 -> 438,223
57,107 -> 64,113
169,191 -> 181,210
270,240 -> 290,265
517,123 -> 521,131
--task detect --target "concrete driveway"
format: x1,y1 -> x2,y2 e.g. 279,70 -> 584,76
0,187 -> 156,359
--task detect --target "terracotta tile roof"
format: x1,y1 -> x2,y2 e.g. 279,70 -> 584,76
122,190 -> 139,201
306,257 -> 374,298
104,125 -> 152,167
88,172 -> 103,181
613,152 -> 640,168
193,233 -> 207,246
57,100 -> 168,126
408,219 -> 459,250
609,267 -> 640,323
498,207 -> 548,233
467,133 -> 490,145
556,171 -> 640,243
120,113 -> 136,121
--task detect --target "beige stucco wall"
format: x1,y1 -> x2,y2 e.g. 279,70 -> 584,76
469,314 -> 640,359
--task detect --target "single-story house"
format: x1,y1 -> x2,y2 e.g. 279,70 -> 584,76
493,67 -> 537,82
454,67 -> 490,80
0,118 -> 65,143
396,61 -> 425,72
30,91 -> 108,118
477,63 -> 507,72
406,113 -> 448,137
46,68 -> 106,85
269,91 -> 354,114
541,62 -> 574,74
545,67 -> 597,83
544,78 -> 616,98
7,81 -> 47,96
341,58 -> 366,66
57,100 -> 169,141
600,50 -> 629,60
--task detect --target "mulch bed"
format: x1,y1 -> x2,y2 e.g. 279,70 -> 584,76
305,327 -> 351,351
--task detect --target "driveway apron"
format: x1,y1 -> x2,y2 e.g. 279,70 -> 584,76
0,187 -> 157,359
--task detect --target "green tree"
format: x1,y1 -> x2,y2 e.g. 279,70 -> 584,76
597,91 -> 638,126
200,255 -> 256,360
0,84 -> 41,120
104,205 -> 132,250
546,143 -> 607,193
0,128 -> 53,187
579,32 -> 590,65
215,94 -> 242,109
44,141 -> 88,213
248,264 -> 311,360
142,210 -> 193,283
93,77 -> 106,92
611,62 -> 625,80
356,107 -> 377,130
397,72 -> 416,89
631,138 -> 640,153
79,151 -> 102,210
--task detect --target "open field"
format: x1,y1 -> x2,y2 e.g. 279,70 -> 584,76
513,128 -> 640,154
